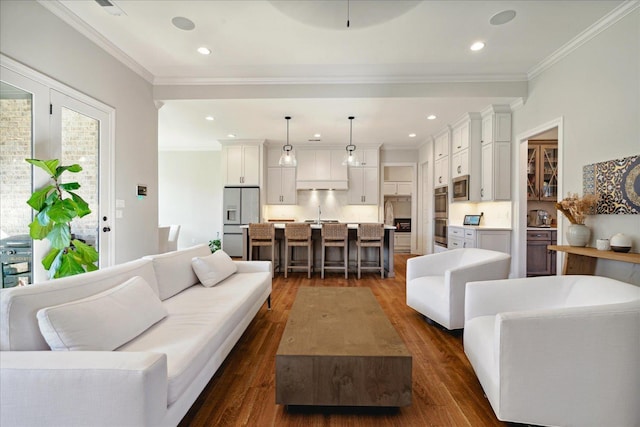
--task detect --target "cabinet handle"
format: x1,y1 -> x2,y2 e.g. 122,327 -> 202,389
481,189 -> 484,197
439,176 -> 442,183
457,165 -> 461,174
457,145 -> 461,149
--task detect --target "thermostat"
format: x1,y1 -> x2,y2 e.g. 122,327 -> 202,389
136,185 -> 147,197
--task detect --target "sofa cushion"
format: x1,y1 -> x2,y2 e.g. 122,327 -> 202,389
0,258 -> 158,351
37,276 -> 167,351
191,250 -> 238,287
144,244 -> 211,300
118,270 -> 271,405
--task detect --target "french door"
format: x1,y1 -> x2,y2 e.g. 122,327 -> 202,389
0,58 -> 113,284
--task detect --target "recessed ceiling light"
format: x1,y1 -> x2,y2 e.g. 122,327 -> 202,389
490,10 -> 516,26
427,115 -> 437,120
409,133 -> 417,138
197,47 -> 211,55
227,134 -> 236,138
205,116 -> 214,121
314,133 -> 321,138
470,41 -> 485,51
171,16 -> 195,31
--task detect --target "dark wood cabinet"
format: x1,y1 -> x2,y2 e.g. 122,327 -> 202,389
527,230 -> 557,276
527,141 -> 558,201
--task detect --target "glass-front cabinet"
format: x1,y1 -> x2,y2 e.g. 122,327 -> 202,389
527,141 -> 558,201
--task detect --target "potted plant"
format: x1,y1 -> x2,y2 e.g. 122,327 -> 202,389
26,159 -> 99,278
209,232 -> 221,253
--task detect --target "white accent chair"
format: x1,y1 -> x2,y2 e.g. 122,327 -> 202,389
464,275 -> 640,427
406,248 -> 511,330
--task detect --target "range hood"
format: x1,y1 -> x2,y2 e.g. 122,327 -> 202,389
295,149 -> 348,190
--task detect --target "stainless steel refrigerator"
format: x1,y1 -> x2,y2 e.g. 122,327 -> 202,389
223,186 -> 260,257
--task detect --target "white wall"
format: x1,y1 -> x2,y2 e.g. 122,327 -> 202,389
159,151 -> 222,249
512,8 -> 640,284
0,0 -> 159,264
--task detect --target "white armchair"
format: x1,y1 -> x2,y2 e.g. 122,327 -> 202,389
464,275 -> 640,427
406,248 -> 511,330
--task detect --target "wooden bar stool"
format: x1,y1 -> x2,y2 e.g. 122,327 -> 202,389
321,223 -> 349,279
284,223 -> 313,279
248,223 -> 279,278
356,223 -> 385,279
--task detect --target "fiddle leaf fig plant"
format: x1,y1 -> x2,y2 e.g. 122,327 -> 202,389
26,158 -> 99,279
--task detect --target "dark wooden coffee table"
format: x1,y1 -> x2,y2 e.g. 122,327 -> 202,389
276,287 -> 412,407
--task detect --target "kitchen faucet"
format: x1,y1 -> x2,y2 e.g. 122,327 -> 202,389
317,205 -> 321,224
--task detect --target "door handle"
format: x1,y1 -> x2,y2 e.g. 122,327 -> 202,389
102,226 -> 111,232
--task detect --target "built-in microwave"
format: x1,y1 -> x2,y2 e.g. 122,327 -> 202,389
434,186 -> 448,218
452,175 -> 470,202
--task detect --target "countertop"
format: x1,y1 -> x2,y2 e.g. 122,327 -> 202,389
527,226 -> 557,231
448,225 -> 513,231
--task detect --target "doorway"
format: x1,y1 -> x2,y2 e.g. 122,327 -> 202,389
514,118 -> 564,278
1,58 -> 114,283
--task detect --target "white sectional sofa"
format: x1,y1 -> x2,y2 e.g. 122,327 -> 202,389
464,274 -> 640,427
0,244 -> 272,427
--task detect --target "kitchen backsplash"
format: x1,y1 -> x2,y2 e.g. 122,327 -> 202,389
449,201 -> 512,228
263,190 -> 379,223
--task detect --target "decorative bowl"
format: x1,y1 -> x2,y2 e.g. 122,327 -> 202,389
610,245 -> 631,253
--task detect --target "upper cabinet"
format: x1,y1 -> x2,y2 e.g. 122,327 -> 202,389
266,147 -> 296,205
527,141 -> 558,201
383,181 -> 412,196
434,128 -> 450,161
449,113 -> 482,201
347,147 -> 380,205
296,149 -> 348,190
222,143 -> 261,186
480,106 -> 512,201
434,156 -> 449,188
433,128 -> 450,189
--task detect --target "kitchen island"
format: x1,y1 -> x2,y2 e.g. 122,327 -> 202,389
240,223 -> 396,278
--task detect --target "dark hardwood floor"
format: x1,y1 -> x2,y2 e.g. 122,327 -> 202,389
179,254 -> 506,427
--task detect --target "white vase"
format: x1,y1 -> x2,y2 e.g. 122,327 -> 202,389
566,224 -> 590,247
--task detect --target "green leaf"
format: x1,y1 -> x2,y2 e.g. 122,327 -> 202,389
47,223 -> 71,249
26,185 -> 54,211
42,248 -> 61,270
26,159 -> 59,177
68,192 -> 91,217
36,206 -> 51,226
72,239 -> 99,264
47,199 -> 78,223
45,249 -> 64,279
29,218 -> 53,240
54,164 -> 82,178
59,182 -> 81,191
56,253 -> 85,278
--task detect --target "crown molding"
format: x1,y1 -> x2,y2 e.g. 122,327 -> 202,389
37,0 -> 154,84
153,73 -> 528,86
528,0 -> 639,79
159,145 -> 221,152
509,97 -> 526,112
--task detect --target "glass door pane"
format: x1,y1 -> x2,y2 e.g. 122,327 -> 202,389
0,82 -> 33,287
541,146 -> 558,201
60,106 -> 100,255
526,145 -> 539,200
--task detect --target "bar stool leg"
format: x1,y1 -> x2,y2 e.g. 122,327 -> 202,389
321,242 -> 325,279
284,241 -> 289,279
357,245 -> 361,279
344,238 -> 348,279
307,242 -> 312,279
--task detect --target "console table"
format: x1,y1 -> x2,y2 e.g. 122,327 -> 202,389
548,245 -> 640,275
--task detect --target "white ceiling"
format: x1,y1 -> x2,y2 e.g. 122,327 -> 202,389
50,0 -> 624,150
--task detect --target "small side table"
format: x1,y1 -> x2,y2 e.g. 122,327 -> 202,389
548,245 -> 640,275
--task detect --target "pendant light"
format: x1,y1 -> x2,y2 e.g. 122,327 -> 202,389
342,116 -> 359,166
278,116 -> 297,166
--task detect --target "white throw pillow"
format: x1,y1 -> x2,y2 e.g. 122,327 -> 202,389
191,250 -> 238,287
37,276 -> 168,351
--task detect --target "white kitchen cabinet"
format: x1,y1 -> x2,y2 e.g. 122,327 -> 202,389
434,128 -> 450,160
222,144 -> 260,186
383,181 -> 412,196
267,167 -> 296,205
448,226 -> 511,254
266,146 -> 297,168
481,110 -> 511,144
357,149 -> 379,167
451,121 -> 470,154
434,156 -> 449,188
451,149 -> 469,178
394,233 -> 411,253
481,141 -> 511,201
348,167 -> 378,205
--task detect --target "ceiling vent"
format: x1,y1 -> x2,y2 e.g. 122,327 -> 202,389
95,0 -> 126,16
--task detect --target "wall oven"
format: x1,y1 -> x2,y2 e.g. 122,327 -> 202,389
434,186 -> 448,219
452,175 -> 470,202
434,218 -> 447,247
